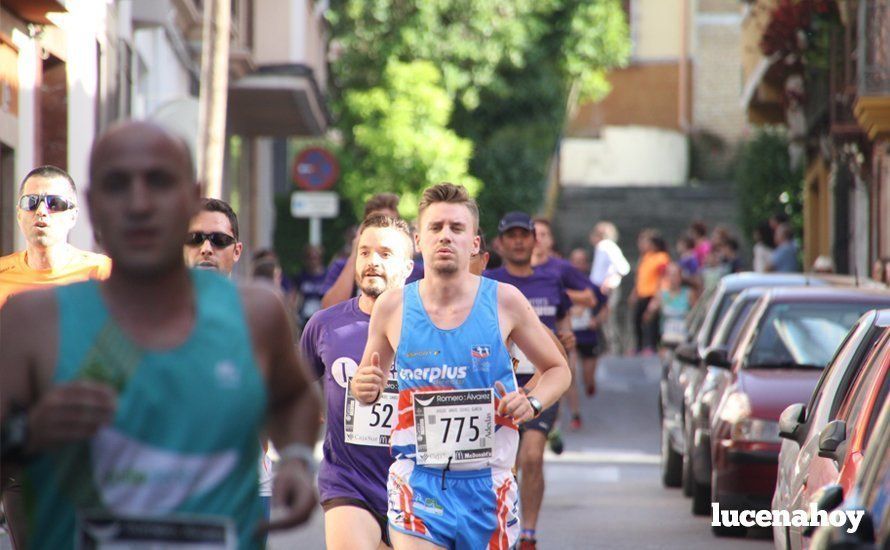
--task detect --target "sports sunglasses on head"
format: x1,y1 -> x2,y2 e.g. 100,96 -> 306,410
186,231 -> 237,248
18,194 -> 76,212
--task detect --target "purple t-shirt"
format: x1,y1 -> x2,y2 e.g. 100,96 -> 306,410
572,285 -> 607,346
320,257 -> 424,295
299,298 -> 393,514
483,266 -> 570,385
536,256 -> 592,292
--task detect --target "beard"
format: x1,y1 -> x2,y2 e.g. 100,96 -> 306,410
430,258 -> 459,275
358,271 -> 389,298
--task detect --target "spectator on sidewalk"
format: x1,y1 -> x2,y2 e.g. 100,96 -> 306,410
588,221 -> 630,354
630,229 -> 670,355
767,223 -> 800,273
644,262 -> 695,357
589,221 -> 630,295
752,222 -> 775,273
690,221 -> 711,266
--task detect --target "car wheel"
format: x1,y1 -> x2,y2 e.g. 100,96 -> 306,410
661,420 -> 682,488
690,476 -> 711,516
682,420 -> 694,497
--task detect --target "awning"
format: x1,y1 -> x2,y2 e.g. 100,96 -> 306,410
3,0 -> 66,25
227,64 -> 330,137
740,53 -> 785,124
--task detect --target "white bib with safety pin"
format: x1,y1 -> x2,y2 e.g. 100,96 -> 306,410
413,388 -> 495,466
344,378 -> 399,447
76,511 -> 236,549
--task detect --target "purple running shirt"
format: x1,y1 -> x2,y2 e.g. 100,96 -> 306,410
482,267 -> 570,385
300,297 -> 395,514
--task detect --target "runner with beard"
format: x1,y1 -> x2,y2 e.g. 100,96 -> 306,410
301,215 -> 415,550
483,212 -> 572,550
351,184 -> 571,550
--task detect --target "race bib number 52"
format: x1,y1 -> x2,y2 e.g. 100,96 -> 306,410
413,389 -> 494,465
344,379 -> 399,447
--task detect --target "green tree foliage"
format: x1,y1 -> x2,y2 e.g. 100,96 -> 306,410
338,60 -> 479,219
322,0 -> 629,235
734,127 -> 804,241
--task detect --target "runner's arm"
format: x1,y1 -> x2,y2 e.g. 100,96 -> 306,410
351,288 -> 401,404
243,284 -> 321,531
566,287 -> 595,307
321,247 -> 357,309
502,285 -> 571,410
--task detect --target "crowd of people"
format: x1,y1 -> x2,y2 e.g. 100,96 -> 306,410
3,121 -> 889,550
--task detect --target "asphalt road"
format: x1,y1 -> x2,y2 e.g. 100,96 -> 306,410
270,355 -> 775,549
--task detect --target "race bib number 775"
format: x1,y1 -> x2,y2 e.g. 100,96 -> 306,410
413,389 -> 494,465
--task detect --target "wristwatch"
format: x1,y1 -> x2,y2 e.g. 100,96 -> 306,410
527,396 -> 543,418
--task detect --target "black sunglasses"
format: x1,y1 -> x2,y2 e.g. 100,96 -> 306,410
18,194 -> 76,212
186,231 -> 237,248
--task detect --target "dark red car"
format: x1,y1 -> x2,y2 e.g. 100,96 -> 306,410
708,287 -> 890,537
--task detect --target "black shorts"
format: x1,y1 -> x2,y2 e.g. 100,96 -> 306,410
520,402 -> 559,434
321,497 -> 391,546
576,343 -> 600,358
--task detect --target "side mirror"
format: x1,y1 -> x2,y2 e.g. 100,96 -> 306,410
817,420 -> 847,461
803,485 -> 844,536
676,343 -> 699,365
808,510 -> 873,547
703,346 -> 730,369
779,403 -> 807,443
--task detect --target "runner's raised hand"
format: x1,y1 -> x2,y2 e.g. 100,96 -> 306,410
494,381 -> 534,423
351,352 -> 386,404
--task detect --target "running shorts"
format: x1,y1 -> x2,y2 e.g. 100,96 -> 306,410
520,402 -> 559,435
387,460 -> 519,550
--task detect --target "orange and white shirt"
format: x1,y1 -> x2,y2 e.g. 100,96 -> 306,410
0,249 -> 112,308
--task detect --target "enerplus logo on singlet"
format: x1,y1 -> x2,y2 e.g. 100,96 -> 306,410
398,364 -> 468,383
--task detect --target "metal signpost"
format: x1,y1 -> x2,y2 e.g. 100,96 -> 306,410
291,147 -> 340,245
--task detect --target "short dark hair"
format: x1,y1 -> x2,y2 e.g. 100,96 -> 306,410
20,165 -> 77,195
363,193 -> 400,219
418,183 -> 479,231
689,221 -> 708,238
358,214 -> 413,259
200,198 -> 239,240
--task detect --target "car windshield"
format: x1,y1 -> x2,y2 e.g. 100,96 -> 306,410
747,301 -> 878,368
705,291 -> 739,343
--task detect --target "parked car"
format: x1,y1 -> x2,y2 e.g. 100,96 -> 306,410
685,287 -> 767,514
660,273 -> 835,489
773,309 -> 890,549
709,287 -> 890,537
809,397 -> 890,550
777,326 -> 890,549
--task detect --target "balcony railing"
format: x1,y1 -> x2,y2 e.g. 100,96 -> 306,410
858,0 -> 890,95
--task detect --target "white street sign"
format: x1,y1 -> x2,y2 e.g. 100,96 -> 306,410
290,191 -> 339,219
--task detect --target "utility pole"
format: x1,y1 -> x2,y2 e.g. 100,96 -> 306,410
196,0 -> 231,199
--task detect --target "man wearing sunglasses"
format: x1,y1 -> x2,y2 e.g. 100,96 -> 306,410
0,121 -> 321,549
184,197 -> 243,274
0,166 -> 111,309
182,197 -> 278,539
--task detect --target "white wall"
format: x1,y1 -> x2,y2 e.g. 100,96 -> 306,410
64,1 -> 105,250
560,126 -> 689,186
132,28 -> 194,119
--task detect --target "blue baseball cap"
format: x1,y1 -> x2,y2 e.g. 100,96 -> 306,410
498,211 -> 535,235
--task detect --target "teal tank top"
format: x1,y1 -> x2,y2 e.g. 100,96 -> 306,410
24,270 -> 267,549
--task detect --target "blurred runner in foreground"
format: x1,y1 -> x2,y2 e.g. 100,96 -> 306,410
0,121 -> 320,549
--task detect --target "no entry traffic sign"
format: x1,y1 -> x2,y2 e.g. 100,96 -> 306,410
292,147 -> 339,191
